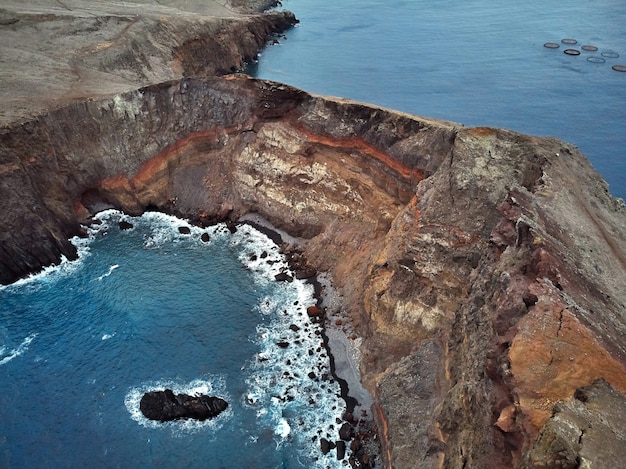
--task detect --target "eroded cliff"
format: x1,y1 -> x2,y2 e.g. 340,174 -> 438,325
2,75 -> 625,468
1,2 -> 626,468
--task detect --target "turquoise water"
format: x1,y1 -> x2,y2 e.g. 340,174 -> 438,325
251,0 -> 626,199
0,212 -> 346,468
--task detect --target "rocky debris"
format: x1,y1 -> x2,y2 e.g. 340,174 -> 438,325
0,29 -> 624,469
314,408 -> 378,466
521,378 -> 626,468
118,220 -> 134,230
280,243 -> 317,279
139,389 -> 228,422
178,226 -> 191,234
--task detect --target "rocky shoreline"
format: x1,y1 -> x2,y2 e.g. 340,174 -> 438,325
1,1 -> 625,468
239,214 -> 381,467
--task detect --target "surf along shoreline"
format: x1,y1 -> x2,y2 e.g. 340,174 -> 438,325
82,207 -> 381,467
238,213 -> 381,467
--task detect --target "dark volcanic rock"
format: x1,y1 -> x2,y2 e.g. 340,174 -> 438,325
339,422 -> 354,441
0,15 -> 625,468
139,389 -> 228,422
336,440 -> 346,460
118,220 -> 134,230
320,437 -> 335,455
274,272 -> 293,282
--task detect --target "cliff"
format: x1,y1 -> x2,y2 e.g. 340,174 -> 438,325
1,2 -> 626,469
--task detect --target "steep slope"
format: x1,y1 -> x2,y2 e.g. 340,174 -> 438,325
1,75 -> 625,468
1,1 -> 625,467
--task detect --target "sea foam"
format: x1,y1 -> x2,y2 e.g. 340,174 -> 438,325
0,333 -> 37,366
124,376 -> 232,435
231,224 -> 350,466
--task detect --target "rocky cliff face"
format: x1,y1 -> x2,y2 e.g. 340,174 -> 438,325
1,75 -> 625,468
1,2 -> 626,468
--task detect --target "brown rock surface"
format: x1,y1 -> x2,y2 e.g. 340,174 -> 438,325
0,0 -> 294,125
1,3 -> 626,468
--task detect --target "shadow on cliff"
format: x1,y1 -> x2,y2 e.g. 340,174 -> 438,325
1,75 -> 625,469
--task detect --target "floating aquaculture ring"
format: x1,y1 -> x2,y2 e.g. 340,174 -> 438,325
564,49 -> 580,56
581,45 -> 598,52
544,42 -> 560,49
587,57 -> 606,64
601,51 -> 620,58
561,38 -> 577,44
613,64 -> 626,72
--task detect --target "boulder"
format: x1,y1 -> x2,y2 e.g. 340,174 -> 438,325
339,422 -> 354,441
306,305 -> 321,317
139,389 -> 228,422
320,437 -> 335,455
274,272 -> 293,282
336,440 -> 346,460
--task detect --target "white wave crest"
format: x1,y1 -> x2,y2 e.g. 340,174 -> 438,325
0,333 -> 37,366
97,264 -> 119,281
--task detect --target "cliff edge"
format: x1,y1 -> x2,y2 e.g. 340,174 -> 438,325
1,2 -> 625,468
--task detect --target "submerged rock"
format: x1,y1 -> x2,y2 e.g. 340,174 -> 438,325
274,272 -> 293,282
118,220 -> 134,230
139,389 -> 228,422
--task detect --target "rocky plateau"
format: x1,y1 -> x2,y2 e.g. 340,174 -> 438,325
1,1 -> 625,468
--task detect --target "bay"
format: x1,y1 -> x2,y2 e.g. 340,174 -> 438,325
0,211 -> 346,468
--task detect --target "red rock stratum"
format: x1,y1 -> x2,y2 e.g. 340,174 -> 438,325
1,2 -> 625,468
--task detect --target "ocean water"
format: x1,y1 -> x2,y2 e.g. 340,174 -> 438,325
0,211 -> 347,468
251,0 -> 626,200
3,3 -> 625,468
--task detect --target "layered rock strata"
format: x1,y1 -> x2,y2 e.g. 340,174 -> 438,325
1,74 -> 625,468
1,2 -> 626,468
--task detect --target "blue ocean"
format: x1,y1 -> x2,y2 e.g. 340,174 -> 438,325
0,212 -> 346,468
2,1 -> 626,468
251,0 -> 626,200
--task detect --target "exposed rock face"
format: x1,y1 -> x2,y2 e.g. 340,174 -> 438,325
1,2 -> 626,468
140,389 -> 228,421
2,74 -> 624,468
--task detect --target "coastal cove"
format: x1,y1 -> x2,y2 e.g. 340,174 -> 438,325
0,1 -> 625,468
0,210 -> 362,468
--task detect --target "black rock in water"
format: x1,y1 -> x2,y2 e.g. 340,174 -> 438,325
139,389 -> 228,422
118,220 -> 134,230
274,272 -> 293,282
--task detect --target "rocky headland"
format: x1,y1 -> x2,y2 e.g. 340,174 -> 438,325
1,1 -> 625,468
